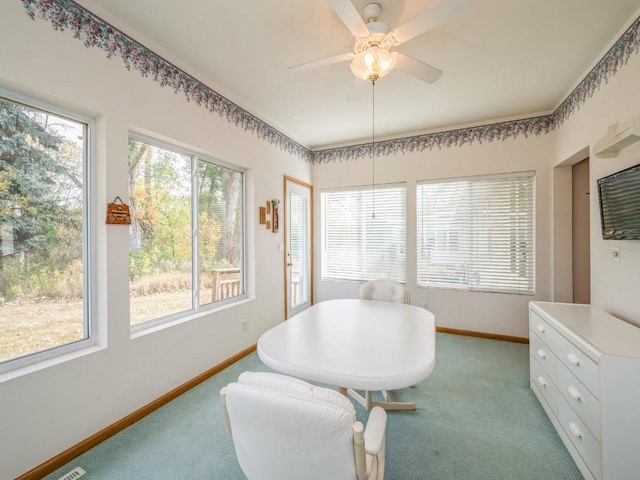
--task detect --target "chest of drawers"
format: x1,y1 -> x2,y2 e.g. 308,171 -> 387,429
529,301 -> 640,480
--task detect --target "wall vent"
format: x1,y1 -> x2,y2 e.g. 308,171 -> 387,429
58,467 -> 86,480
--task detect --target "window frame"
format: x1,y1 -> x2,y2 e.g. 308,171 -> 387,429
128,132 -> 247,333
416,171 -> 535,295
0,87 -> 96,374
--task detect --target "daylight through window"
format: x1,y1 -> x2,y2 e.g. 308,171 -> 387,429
128,136 -> 244,327
321,184 -> 406,283
0,94 -> 89,367
417,172 -> 535,294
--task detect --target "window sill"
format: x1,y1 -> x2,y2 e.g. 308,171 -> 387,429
0,341 -> 105,384
130,295 -> 253,339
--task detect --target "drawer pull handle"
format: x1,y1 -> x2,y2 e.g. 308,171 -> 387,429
568,422 -> 582,439
537,376 -> 547,388
566,353 -> 581,366
568,386 -> 581,401
536,349 -> 547,360
536,324 -> 546,334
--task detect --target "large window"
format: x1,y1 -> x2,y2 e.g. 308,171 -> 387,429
128,136 -> 244,327
321,184 -> 406,283
417,172 -> 534,294
0,92 -> 91,368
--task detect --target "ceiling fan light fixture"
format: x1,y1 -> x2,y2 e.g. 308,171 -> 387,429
350,45 -> 396,83
290,0 -> 462,94
354,33 -> 393,55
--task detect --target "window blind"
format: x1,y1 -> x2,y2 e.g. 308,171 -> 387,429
417,173 -> 534,294
321,184 -> 406,283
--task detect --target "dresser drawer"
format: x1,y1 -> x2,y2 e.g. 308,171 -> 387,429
530,310 -> 563,352
555,335 -> 599,397
558,397 -> 602,480
530,302 -> 640,480
531,357 -> 558,413
530,333 -> 557,384
557,362 -> 601,441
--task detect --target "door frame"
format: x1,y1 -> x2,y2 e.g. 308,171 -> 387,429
552,146 -> 590,302
283,175 -> 313,319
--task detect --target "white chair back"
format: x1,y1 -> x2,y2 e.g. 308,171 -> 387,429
221,371 -> 385,480
360,279 -> 408,304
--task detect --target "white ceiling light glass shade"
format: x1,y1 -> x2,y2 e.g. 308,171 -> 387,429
350,33 -> 397,82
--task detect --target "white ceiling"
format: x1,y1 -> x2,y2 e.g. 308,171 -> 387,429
80,0 -> 640,150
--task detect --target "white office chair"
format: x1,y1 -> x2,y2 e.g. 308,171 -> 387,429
221,371 -> 387,480
356,279 -> 414,411
359,279 -> 410,305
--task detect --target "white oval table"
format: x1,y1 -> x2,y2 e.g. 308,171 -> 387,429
257,299 -> 436,410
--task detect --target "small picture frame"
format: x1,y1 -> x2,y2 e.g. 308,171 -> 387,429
259,207 -> 266,224
266,220 -> 271,230
266,201 -> 271,214
106,196 -> 131,225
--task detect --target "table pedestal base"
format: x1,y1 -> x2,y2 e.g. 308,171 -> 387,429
339,387 -> 416,411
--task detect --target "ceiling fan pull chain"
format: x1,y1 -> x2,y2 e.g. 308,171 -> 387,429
371,79 -> 376,219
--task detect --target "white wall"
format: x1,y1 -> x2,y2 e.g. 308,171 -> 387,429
313,13 -> 640,336
0,3 -> 310,479
313,132 -> 554,338
2,1 -> 640,478
553,41 -> 640,327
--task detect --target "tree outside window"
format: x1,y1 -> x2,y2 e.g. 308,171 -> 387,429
128,136 -> 244,327
0,95 -> 88,365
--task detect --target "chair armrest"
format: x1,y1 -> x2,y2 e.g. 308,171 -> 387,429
353,421 -> 367,480
363,406 -> 387,455
220,387 -> 232,435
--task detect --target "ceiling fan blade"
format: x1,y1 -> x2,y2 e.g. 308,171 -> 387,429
327,0 -> 370,38
347,77 -> 368,102
389,0 -> 470,45
288,52 -> 354,72
394,53 -> 443,84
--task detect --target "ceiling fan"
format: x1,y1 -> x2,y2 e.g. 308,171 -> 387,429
289,0 -> 470,101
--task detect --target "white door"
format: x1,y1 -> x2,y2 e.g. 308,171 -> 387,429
284,177 -> 312,319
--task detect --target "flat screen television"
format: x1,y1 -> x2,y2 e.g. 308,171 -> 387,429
597,162 -> 640,240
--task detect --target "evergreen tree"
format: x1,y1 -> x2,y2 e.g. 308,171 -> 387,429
0,99 -> 68,297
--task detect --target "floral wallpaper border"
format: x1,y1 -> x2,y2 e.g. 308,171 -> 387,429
553,15 -> 640,127
20,0 -> 312,163
21,0 -> 640,165
312,114 -> 554,164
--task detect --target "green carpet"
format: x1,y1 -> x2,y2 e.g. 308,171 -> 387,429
44,333 -> 583,479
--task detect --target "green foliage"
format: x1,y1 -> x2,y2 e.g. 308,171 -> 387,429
0,98 -> 84,300
198,209 -> 221,269
1,262 -> 22,301
28,261 -> 83,299
128,140 -> 196,286
2,257 -> 83,300
1,98 -> 244,305
127,142 -> 240,292
128,139 -> 193,285
129,250 -> 154,281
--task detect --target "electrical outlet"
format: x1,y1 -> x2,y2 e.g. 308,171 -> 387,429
242,320 -> 248,332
